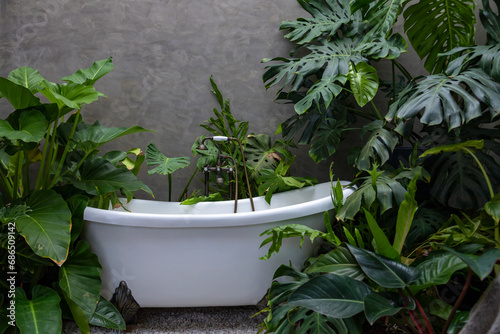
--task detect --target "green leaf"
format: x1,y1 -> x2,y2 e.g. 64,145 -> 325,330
348,62 -> 379,107
0,109 -> 48,144
410,250 -> 468,292
403,0 -> 476,74
441,246 -> 500,280
7,67 -> 45,93
16,286 -> 62,334
0,77 -> 41,109
485,199 -> 500,223
393,177 -> 418,254
347,244 -> 420,288
89,297 -> 126,330
305,247 -> 365,280
419,140 -> 484,158
15,190 -> 72,266
308,118 -> 344,163
364,292 -> 408,325
146,142 -> 190,176
62,57 -> 114,86
180,192 -> 224,205
294,75 -> 346,114
288,273 -> 372,318
74,158 -> 153,196
59,241 -> 102,321
480,0 -> 500,44
39,80 -> 100,113
387,70 -> 500,130
356,120 -> 398,171
363,208 -> 400,260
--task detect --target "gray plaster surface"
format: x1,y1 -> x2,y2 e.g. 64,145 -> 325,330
63,306 -> 266,334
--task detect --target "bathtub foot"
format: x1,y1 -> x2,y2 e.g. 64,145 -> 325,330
110,281 -> 140,324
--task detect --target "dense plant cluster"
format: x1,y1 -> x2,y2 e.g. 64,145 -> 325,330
258,0 -> 500,333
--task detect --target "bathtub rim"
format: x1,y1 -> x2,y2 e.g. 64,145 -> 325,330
83,181 -> 355,229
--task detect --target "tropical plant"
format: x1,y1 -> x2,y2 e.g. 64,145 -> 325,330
0,58 -> 153,333
258,0 -> 500,332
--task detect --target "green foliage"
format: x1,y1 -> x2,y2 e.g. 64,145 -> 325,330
0,59 -> 148,332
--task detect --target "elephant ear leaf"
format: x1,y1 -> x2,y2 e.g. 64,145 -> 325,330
15,189 -> 72,266
146,142 -> 190,175
7,66 -> 45,93
0,77 -> 41,109
16,285 -> 62,334
62,57 -> 114,86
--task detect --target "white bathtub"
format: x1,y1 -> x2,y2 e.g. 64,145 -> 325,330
83,181 -> 354,308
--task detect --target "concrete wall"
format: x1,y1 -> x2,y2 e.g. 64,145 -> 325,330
0,0 -> 486,200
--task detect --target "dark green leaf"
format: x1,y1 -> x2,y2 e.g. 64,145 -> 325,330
306,247 -> 365,280
89,296 -> 126,330
146,142 -> 190,175
441,246 -> 500,280
364,292 -> 408,325
16,286 -> 62,334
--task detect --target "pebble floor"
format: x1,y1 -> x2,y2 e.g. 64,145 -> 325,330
63,306 -> 266,334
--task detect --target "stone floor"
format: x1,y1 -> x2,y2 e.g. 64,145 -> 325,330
63,306 -> 266,334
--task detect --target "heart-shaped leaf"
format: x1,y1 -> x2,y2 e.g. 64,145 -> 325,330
146,142 -> 190,175
16,285 -> 62,334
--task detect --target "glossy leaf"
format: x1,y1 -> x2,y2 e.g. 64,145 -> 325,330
387,69 -> 500,130
410,250 -> 468,292
0,77 -> 41,109
480,0 -> 500,44
393,177 -> 418,254
364,292 -> 408,325
288,273 -> 372,318
359,0 -> 404,41
294,75 -> 346,114
441,246 -> 500,280
305,247 -> 365,280
0,109 -> 48,144
347,244 -> 420,288
59,241 -> 102,321
403,0 -> 476,74
73,158 -> 153,196
485,199 -> 500,223
420,140 -> 484,158
89,297 -> 126,330
16,286 -> 62,334
348,62 -> 379,107
244,133 -> 290,179
15,189 -> 71,265
62,57 -> 114,86
39,80 -> 100,113
7,66 -> 45,93
363,208 -> 399,260
146,142 -> 190,175
356,120 -> 399,171
308,118 -> 344,163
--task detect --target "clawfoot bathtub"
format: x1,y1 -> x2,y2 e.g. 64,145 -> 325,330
83,181 -> 354,307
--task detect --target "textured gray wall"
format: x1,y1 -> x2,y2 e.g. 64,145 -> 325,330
0,0 -> 486,201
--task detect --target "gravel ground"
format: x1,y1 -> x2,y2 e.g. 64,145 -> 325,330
63,306 -> 266,334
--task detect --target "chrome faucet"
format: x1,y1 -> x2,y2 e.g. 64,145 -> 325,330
196,136 -> 255,213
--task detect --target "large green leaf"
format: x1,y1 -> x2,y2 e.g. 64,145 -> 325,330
62,57 -> 114,86
364,292 -> 410,325
146,142 -> 190,175
7,67 -> 45,93
294,75 -> 347,114
480,0 -> 500,44
357,0 -> 404,41
403,0 -> 476,74
15,190 -> 71,266
356,120 -> 399,170
387,69 -> 500,130
281,0 -> 351,45
305,247 -> 365,280
16,285 -> 62,334
288,273 -> 372,318
347,244 -> 420,288
243,134 -> 289,179
39,80 -> 101,113
441,246 -> 500,280
89,297 -> 126,330
59,241 -> 102,322
393,177 -> 418,254
410,250 -> 468,292
348,62 -> 379,107
73,158 -> 153,196
0,77 -> 41,109
363,208 -> 400,260
0,109 -> 48,144
308,117 -> 345,163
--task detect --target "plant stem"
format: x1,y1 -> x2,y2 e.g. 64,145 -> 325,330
462,148 -> 494,199
0,168 -> 13,202
35,130 -> 51,190
406,287 -> 433,334
370,100 -> 384,120
392,60 -> 413,82
178,168 -> 198,202
441,269 -> 473,334
399,288 -> 428,334
168,173 -> 172,202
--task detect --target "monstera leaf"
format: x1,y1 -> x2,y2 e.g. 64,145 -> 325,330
62,57 -> 114,86
387,69 -> 500,130
403,0 -> 476,74
244,134 -> 290,179
480,0 -> 500,44
355,120 -> 399,171
16,286 -> 62,334
353,0 -> 405,42
309,118 -> 345,163
280,0 -> 351,45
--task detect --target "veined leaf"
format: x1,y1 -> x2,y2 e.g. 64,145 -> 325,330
309,118 -> 345,163
348,61 -> 379,108
356,120 -> 398,171
0,109 -> 48,144
347,244 -> 420,288
288,273 -> 372,318
441,246 -> 500,280
0,77 -> 41,109
62,57 -> 114,86
7,66 -> 45,93
306,247 -> 365,280
15,190 -> 71,265
363,208 -> 400,260
16,286 -> 62,334
393,177 -> 418,254
364,292 -> 411,325
89,297 -> 126,330
145,142 -> 190,175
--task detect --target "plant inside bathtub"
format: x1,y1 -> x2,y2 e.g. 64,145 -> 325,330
0,58 -> 154,333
